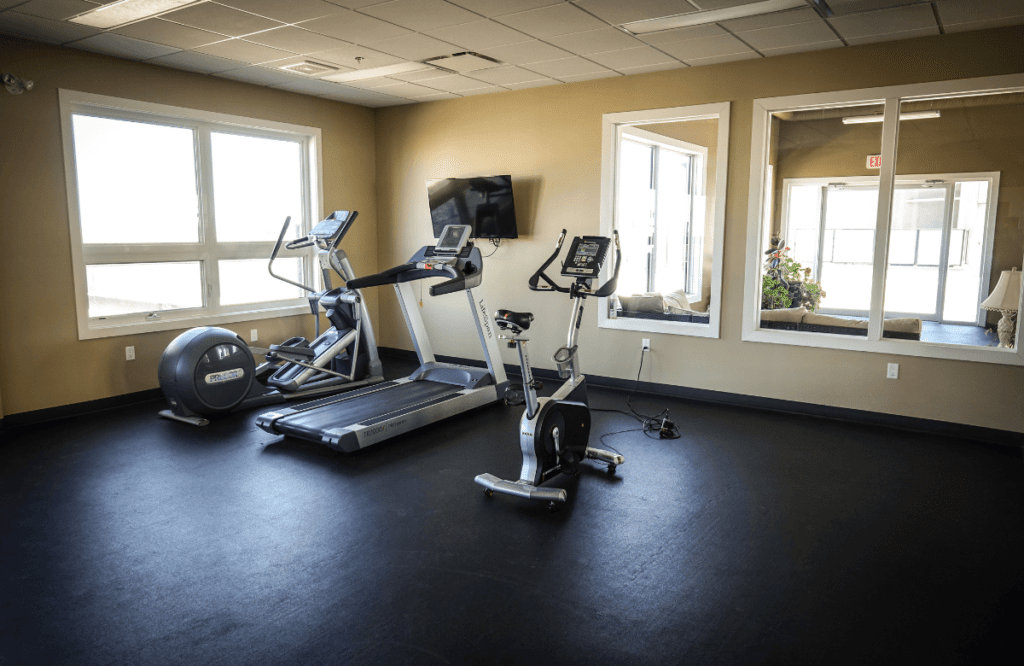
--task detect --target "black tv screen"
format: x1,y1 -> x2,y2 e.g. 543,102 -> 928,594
427,175 -> 518,239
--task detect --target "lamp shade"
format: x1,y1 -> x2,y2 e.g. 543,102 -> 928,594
981,268 -> 1022,312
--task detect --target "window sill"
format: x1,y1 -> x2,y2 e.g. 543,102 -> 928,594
79,303 -> 311,340
599,303 -> 719,338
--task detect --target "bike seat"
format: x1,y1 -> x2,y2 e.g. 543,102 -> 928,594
494,310 -> 533,331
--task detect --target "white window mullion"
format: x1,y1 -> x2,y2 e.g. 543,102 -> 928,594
866,98 -> 901,342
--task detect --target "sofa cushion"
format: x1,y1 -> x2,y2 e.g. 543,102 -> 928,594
760,306 -> 807,323
619,293 -> 665,314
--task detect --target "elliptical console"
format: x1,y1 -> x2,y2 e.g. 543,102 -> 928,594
475,229 -> 625,509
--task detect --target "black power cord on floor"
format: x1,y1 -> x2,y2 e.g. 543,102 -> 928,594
592,348 -> 680,440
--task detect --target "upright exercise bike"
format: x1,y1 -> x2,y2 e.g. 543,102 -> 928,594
158,211 -> 384,426
475,230 -> 625,508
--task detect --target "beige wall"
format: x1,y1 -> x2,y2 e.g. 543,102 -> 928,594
375,26 -> 1024,433
0,36 -> 379,416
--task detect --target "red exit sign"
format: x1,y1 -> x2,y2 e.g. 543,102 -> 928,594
867,154 -> 882,168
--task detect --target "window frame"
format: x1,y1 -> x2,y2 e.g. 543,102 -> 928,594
600,102 -> 730,339
59,89 -> 323,340
743,74 -> 1024,366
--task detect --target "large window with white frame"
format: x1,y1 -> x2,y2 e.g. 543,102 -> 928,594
745,75 -> 1024,365
599,102 -> 729,338
60,90 -> 322,340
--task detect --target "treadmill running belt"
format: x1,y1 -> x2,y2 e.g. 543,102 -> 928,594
269,380 -> 461,440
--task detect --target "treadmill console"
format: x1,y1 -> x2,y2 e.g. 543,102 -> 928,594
310,211 -> 352,240
561,236 -> 610,279
434,224 -> 472,255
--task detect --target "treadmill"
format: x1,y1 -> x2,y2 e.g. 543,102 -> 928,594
255,224 -> 509,452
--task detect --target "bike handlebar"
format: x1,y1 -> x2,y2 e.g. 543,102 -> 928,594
528,229 -> 620,298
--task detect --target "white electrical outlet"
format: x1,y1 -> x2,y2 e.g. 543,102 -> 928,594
887,363 -> 899,379
250,329 -> 258,342
642,338 -> 651,351
125,346 -> 135,361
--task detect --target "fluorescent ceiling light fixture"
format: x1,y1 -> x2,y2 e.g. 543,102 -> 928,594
69,0 -> 200,29
622,0 -> 806,34
842,110 -> 941,124
321,61 -> 435,83
424,52 -> 502,73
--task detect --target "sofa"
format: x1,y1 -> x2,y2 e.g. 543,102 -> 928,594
616,291 -> 710,324
759,306 -> 921,340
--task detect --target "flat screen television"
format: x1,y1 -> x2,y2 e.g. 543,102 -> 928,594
427,175 -> 518,239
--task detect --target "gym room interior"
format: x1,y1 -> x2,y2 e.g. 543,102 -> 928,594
2,1 -> 1023,664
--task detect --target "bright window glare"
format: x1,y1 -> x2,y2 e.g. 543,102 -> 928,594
86,262 -> 203,317
72,115 -> 200,244
212,133 -> 303,242
219,258 -> 304,306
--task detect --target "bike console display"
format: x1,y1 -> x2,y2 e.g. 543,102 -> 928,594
561,236 -> 610,279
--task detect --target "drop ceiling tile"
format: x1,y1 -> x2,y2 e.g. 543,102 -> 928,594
586,45 -> 676,70
408,91 -> 460,101
298,10 -> 410,43
319,87 -> 408,107
215,0 -> 347,23
719,6 -> 819,32
216,65 -> 305,85
467,65 -> 547,85
938,0 -> 1024,26
458,84 -> 506,96
149,50 -> 244,73
388,67 -> 452,82
636,23 -> 726,45
420,74 -> 495,92
501,77 -> 560,89
844,27 -> 938,46
944,16 -> 1024,33
477,39 -> 573,65
244,26 -> 349,53
573,0 -> 700,26
0,1 -> 27,8
559,70 -> 621,83
13,0 -> 94,21
424,19 -> 531,51
331,76 -> 404,89
495,3 -> 608,38
618,60 -> 688,75
364,32 -> 458,61
360,0 -> 479,32
685,50 -> 760,67
827,0 -> 924,12
547,27 -> 645,55
372,80 -> 442,97
696,0 -> 769,8
305,44 -> 405,69
523,56 -> 611,78
195,38 -> 293,64
161,3 -> 284,37
0,10 -> 100,43
72,32 -> 181,59
760,39 -> 843,57
324,0 -> 399,9
737,19 -> 836,51
271,77 -> 350,95
829,4 -> 938,40
447,1 -> 562,17
658,33 -> 754,61
114,18 -> 226,49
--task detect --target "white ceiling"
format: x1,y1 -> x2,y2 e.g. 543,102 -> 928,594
2,0 -> 1023,107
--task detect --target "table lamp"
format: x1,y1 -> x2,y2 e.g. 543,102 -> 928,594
981,268 -> 1021,348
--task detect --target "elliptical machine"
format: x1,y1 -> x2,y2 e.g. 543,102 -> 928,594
475,230 -> 625,509
158,211 -> 384,426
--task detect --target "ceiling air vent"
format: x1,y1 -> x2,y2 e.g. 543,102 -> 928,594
424,52 -> 502,73
279,61 -> 338,76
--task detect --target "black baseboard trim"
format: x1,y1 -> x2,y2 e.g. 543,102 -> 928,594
2,388 -> 164,429
379,347 -> 1023,449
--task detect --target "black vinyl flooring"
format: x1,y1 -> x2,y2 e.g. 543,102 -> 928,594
2,353 -> 1023,665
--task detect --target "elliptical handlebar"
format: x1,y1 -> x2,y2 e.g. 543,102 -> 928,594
268,216 -> 316,293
